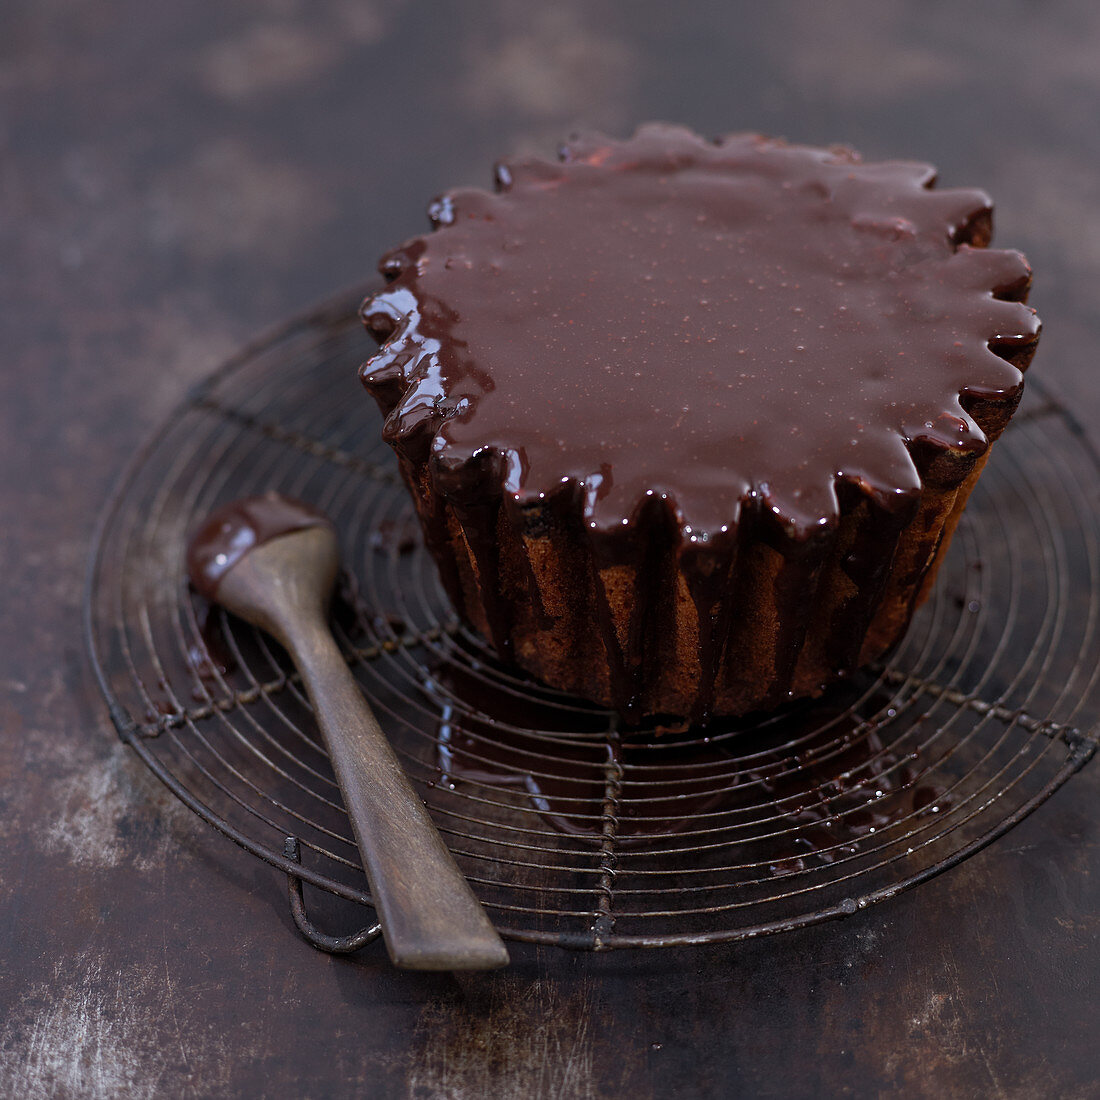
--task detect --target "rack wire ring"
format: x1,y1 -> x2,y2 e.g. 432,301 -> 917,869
85,284 -> 1100,952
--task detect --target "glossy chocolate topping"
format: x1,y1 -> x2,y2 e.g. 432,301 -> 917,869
361,124 -> 1039,541
187,492 -> 333,602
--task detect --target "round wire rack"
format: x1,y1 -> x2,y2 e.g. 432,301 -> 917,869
86,285 -> 1099,951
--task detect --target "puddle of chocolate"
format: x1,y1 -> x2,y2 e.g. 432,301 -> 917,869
426,659 -> 951,870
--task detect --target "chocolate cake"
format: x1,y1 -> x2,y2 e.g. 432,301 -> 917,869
358,124 -> 1040,723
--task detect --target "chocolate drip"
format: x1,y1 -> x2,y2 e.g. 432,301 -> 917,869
766,530 -> 834,708
585,495 -> 678,720
680,525 -> 740,724
826,487 -> 915,672
453,495 -> 512,657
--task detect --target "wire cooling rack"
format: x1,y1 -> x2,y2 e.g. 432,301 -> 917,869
86,285 -> 1099,950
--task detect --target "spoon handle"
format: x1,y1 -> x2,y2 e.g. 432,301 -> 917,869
285,616 -> 509,970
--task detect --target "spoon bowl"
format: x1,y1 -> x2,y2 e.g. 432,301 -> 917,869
187,494 -> 509,970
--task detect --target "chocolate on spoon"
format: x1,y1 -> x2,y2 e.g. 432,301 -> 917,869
187,492 -> 509,970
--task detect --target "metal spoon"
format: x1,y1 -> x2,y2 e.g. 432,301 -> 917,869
187,493 -> 509,970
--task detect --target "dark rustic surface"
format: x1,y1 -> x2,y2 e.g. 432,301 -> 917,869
2,2 -> 1098,1096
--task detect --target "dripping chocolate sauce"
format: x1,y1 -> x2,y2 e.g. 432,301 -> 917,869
186,606 -> 237,701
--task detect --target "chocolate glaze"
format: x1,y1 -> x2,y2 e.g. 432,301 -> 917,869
360,125 -> 1041,719
187,607 -> 237,700
186,492 -> 332,602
